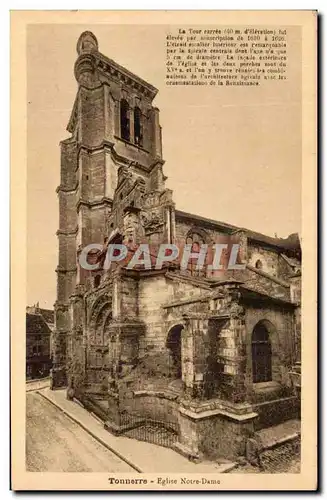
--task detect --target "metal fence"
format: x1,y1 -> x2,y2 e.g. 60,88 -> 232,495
120,411 -> 179,449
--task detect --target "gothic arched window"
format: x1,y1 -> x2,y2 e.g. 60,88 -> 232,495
120,99 -> 130,141
252,322 -> 272,383
134,107 -> 143,147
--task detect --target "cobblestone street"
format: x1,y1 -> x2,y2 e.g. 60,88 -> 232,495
230,457 -> 301,474
230,441 -> 301,474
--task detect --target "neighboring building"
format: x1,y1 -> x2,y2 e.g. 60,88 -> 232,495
26,303 -> 55,356
26,313 -> 52,379
26,303 -> 55,331
51,32 -> 301,462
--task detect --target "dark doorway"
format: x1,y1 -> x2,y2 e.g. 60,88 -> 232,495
252,321 -> 272,383
166,325 -> 183,379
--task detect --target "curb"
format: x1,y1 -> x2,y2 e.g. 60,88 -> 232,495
260,432 -> 300,451
36,390 -> 142,473
26,376 -> 50,384
27,384 -> 50,393
220,463 -> 237,473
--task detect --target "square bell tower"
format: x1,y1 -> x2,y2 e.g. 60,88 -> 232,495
52,31 -> 174,388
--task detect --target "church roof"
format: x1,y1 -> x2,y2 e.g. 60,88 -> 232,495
175,210 -> 301,254
175,210 -> 238,232
245,230 -> 301,253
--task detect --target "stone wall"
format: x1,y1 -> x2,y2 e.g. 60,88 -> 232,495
210,317 -> 246,402
137,274 -> 207,355
80,86 -> 105,148
253,396 -> 300,430
248,243 -> 279,276
120,276 -> 138,318
197,414 -> 251,460
137,275 -> 169,353
132,392 -> 180,427
174,218 -> 235,280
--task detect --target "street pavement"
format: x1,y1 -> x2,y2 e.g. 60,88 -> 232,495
26,392 -> 135,472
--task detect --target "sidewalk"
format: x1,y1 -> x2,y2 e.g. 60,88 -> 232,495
26,377 -> 50,392
38,387 -> 235,474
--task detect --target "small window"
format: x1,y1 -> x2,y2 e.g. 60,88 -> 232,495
134,107 -> 143,147
94,275 -> 101,288
255,259 -> 263,270
120,99 -> 130,141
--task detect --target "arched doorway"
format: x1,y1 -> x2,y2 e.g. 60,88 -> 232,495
87,295 -> 112,391
252,321 -> 272,383
166,325 -> 183,379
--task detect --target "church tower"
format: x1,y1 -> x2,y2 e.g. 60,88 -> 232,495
51,31 -> 174,388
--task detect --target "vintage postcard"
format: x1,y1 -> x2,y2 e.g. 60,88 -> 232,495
11,10 -> 317,491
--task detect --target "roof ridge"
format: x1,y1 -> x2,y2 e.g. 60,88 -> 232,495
175,209 -> 300,252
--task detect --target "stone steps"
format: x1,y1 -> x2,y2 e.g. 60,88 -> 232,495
256,418 -> 300,450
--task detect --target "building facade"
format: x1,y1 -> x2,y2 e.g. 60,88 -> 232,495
26,312 -> 52,379
51,31 -> 301,461
27,303 -> 55,355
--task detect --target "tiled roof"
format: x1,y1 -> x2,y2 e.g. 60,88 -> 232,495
175,210 -> 301,254
26,313 -> 51,334
39,308 -> 54,324
175,210 -> 237,233
246,231 -> 301,253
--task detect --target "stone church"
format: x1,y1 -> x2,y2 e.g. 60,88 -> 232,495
51,31 -> 301,462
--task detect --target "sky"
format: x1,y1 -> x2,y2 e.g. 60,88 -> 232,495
27,23 -> 301,308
